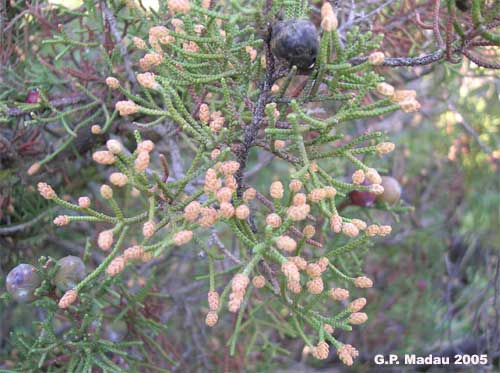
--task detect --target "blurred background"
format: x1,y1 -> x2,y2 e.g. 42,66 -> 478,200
1,0 -> 499,371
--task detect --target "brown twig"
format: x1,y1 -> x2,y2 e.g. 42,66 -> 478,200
432,0 -> 445,48
351,49 -> 446,67
414,10 -> 434,29
0,209 -> 54,235
449,104 -> 496,157
5,94 -> 89,117
234,25 -> 276,197
462,48 -> 500,69
100,1 -> 135,85
338,0 -> 398,32
210,230 -> 241,264
159,154 -> 170,182
254,140 -> 301,164
445,2 -> 455,61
